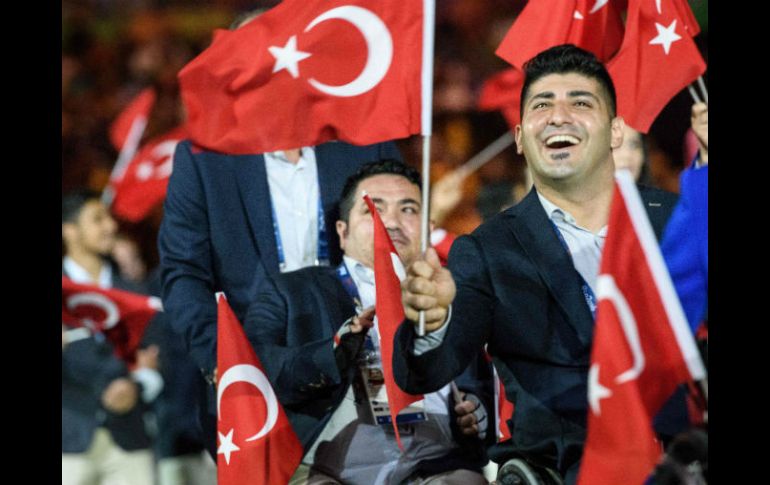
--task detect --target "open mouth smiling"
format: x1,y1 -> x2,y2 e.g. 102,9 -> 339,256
544,134 -> 580,149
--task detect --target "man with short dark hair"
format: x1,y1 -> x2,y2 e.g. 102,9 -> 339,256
393,45 -> 678,484
62,189 -> 162,485
245,160 -> 492,485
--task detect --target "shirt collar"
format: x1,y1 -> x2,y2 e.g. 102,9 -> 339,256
343,255 -> 374,287
537,191 -> 608,237
63,256 -> 113,288
265,147 -> 313,168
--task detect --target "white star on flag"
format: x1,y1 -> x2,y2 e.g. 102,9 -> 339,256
217,428 -> 241,465
268,36 -> 311,79
588,363 -> 613,416
649,20 -> 682,55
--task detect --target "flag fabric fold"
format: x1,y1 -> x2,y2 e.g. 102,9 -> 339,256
363,194 -> 424,449
495,0 -> 624,70
178,0 -> 424,154
109,88 -> 156,152
576,171 -> 706,485
216,294 -> 303,485
607,0 -> 706,133
477,68 -> 525,128
61,277 -> 162,365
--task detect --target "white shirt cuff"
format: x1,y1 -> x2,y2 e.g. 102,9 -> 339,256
413,305 -> 451,356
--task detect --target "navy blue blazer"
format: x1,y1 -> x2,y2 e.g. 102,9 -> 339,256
62,268 -> 152,453
244,266 -> 493,473
393,186 -> 677,482
158,140 -> 402,377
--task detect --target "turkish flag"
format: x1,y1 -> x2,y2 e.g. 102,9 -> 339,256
109,88 -> 156,152
576,171 -> 706,485
216,294 -> 303,485
110,125 -> 187,222
496,0 -> 624,70
493,367 -> 515,442
363,194 -> 423,449
61,277 -> 162,365
178,0 -> 424,155
478,68 -> 524,129
607,0 -> 706,133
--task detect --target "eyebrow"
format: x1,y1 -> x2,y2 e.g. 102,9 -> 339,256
528,90 -> 602,104
369,197 -> 421,207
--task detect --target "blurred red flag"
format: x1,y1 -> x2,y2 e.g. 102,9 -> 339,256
576,172 -> 706,485
62,277 -> 162,365
110,125 -> 187,222
216,294 -> 303,485
478,68 -> 525,128
363,194 -> 424,449
109,88 -> 156,152
496,0 -> 624,69
673,0 -> 701,36
429,228 -> 457,266
178,0 -> 424,155
607,0 -> 706,133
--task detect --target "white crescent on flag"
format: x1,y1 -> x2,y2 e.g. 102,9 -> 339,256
66,292 -> 121,330
217,364 -> 280,442
596,274 -> 645,385
268,6 -> 393,98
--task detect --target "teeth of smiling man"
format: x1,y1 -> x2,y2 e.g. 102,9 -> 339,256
545,135 -> 580,147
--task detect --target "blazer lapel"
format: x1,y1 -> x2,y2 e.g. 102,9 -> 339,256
505,189 -> 595,345
235,154 -> 281,276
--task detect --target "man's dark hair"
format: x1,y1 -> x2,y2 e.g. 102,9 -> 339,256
338,159 -> 422,223
62,189 -> 102,224
520,44 -> 617,118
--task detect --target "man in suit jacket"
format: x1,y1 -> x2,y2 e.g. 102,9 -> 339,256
393,45 -> 679,485
62,189 -> 162,485
244,160 -> 493,484
158,140 -> 401,453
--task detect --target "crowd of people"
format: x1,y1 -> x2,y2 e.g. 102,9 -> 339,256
62,2 -> 708,485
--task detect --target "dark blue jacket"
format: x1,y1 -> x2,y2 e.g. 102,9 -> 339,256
393,186 -> 677,483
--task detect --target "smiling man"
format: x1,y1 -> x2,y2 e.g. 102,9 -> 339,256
393,45 -> 678,484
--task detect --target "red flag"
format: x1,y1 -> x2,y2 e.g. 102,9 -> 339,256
493,367 -> 515,442
178,0 -> 425,155
478,68 -> 525,128
607,0 -> 706,133
363,194 -> 423,448
109,88 -> 156,152
429,228 -> 457,266
576,171 -> 706,485
61,277 -> 162,365
496,0 -> 624,69
216,294 -> 303,485
110,125 -> 187,222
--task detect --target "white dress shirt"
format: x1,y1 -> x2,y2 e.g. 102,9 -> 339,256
537,193 -> 607,295
264,147 -> 321,272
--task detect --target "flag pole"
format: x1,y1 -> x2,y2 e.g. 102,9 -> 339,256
686,85 -> 702,105
418,0 -> 436,337
696,76 -> 708,104
455,131 -> 515,179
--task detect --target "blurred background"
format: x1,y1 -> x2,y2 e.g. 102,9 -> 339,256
62,0 -> 708,270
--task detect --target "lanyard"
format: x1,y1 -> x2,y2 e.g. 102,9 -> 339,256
271,190 -> 329,271
335,262 -> 362,309
549,220 -> 597,319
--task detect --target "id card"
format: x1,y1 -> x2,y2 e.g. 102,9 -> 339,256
359,332 -> 426,426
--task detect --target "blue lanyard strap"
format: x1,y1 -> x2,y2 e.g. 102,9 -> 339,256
549,220 -> 597,319
335,263 -> 361,308
271,190 -> 330,270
